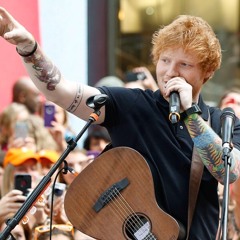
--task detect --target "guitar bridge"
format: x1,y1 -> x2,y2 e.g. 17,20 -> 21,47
93,178 -> 129,212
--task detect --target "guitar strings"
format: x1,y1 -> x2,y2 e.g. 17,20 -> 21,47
110,188 -> 157,240
109,188 -> 144,237
107,187 -> 157,240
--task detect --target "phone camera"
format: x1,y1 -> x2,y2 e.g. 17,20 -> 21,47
136,72 -> 146,80
54,188 -> 64,197
20,179 -> 27,188
45,106 -> 54,115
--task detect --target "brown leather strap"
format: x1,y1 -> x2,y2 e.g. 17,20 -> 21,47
186,115 -> 210,239
186,146 -> 204,239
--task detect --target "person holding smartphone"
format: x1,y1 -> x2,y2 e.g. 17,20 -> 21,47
0,148 -> 47,231
42,102 -> 78,152
124,66 -> 159,91
0,102 -> 31,151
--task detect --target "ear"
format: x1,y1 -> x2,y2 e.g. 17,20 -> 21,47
203,70 -> 214,83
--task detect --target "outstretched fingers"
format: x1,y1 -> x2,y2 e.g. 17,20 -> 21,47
0,7 -> 29,45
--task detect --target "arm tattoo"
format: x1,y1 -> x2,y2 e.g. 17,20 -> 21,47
67,83 -> 83,113
185,113 -> 239,182
23,49 -> 61,91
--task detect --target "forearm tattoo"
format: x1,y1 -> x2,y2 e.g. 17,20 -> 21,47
66,83 -> 83,113
23,48 -> 61,91
185,113 -> 239,182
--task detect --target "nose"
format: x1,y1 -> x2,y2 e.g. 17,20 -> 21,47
166,63 -> 179,78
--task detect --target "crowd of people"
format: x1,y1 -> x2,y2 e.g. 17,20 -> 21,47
0,5 -> 240,240
0,76 -> 105,239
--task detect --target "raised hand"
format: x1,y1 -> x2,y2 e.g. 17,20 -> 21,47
0,7 -> 35,51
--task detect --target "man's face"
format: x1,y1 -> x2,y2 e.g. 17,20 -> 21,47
24,88 -> 42,114
89,137 -> 109,152
156,47 -> 211,101
220,92 -> 240,118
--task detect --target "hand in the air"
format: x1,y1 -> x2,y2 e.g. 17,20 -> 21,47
0,7 -> 35,49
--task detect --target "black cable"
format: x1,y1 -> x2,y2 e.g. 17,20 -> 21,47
48,162 -> 69,240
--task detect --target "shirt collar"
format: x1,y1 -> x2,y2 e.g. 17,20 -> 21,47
197,95 -> 209,121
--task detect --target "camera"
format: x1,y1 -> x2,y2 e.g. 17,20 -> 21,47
48,182 -> 66,206
53,182 -> 66,197
125,71 -> 147,82
14,174 -> 32,196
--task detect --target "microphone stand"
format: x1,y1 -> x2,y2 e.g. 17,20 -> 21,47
220,147 -> 232,240
0,94 -> 108,240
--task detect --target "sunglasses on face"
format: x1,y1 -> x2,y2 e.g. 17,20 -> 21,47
34,224 -> 74,240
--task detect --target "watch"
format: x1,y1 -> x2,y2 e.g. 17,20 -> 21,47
181,103 -> 202,119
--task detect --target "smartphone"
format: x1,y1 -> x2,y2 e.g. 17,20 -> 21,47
48,182 -> 66,205
87,150 -> 100,159
14,121 -> 29,139
43,103 -> 55,127
14,174 -> 32,196
125,71 -> 146,82
53,182 -> 66,197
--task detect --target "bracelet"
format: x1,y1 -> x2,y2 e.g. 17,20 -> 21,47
16,41 -> 38,57
181,103 -> 202,120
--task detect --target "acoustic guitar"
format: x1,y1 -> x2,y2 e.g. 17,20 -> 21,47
64,147 -> 180,240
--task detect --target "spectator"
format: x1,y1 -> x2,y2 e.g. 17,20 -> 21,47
59,149 -> 92,187
219,88 -> 240,239
83,125 -> 111,157
0,221 -> 29,240
0,147 -> 47,234
124,66 -> 158,91
0,150 -> 5,198
94,76 -> 124,88
34,224 -> 74,240
12,76 -> 42,115
26,114 -> 58,152
42,101 -> 77,152
57,148 -> 95,240
0,102 -> 30,151
0,104 -> 58,153
219,87 -> 240,117
38,149 -> 59,176
1,147 -> 41,196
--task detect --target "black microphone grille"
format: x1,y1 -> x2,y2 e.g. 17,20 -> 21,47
220,107 -> 236,121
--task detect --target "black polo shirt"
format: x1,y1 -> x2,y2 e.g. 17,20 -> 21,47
98,86 -> 240,239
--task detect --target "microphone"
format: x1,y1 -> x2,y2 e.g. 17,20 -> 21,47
86,94 -> 109,110
169,91 -> 180,124
221,107 -> 236,156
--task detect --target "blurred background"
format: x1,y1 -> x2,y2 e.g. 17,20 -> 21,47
0,0 -> 239,144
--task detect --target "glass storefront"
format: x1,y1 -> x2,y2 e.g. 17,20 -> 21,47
108,0 -> 240,105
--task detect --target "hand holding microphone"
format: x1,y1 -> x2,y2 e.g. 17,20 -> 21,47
169,91 -> 180,124
167,77 -> 194,124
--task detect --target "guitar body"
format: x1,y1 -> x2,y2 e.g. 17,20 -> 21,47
64,147 -> 179,240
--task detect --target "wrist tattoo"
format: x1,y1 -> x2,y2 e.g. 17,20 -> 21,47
67,83 -> 83,113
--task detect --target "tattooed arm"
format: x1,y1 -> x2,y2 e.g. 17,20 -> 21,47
0,7 -> 104,123
184,113 -> 240,184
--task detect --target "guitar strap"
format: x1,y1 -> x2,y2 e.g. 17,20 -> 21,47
186,113 -> 210,239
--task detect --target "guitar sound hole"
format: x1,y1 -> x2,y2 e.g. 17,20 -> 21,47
123,213 -> 152,240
